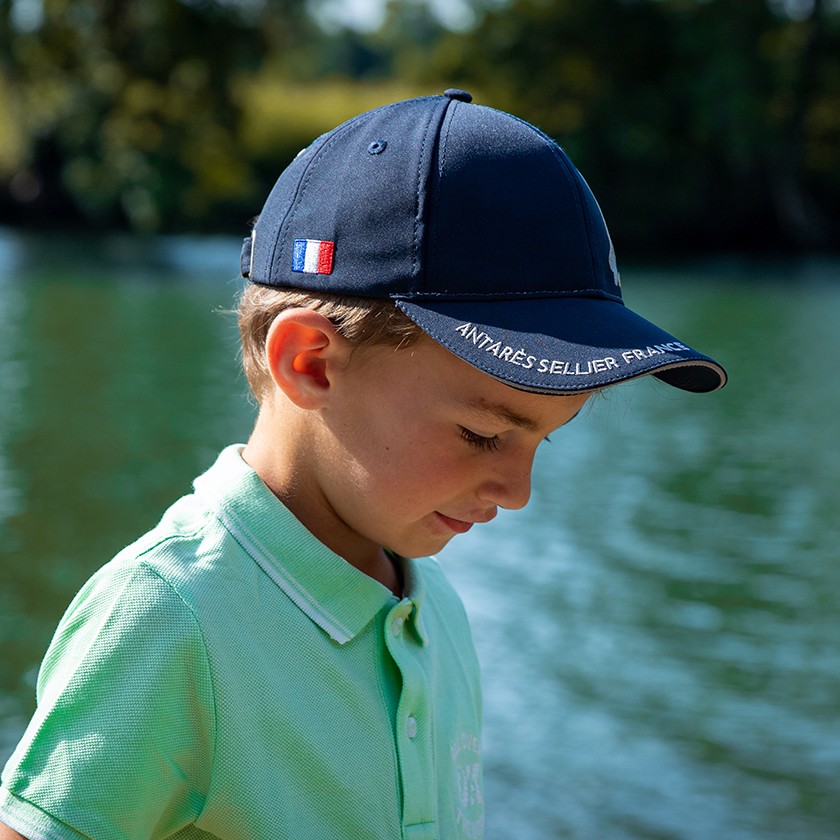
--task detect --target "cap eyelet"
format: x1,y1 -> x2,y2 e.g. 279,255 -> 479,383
367,140 -> 387,155
444,88 -> 473,103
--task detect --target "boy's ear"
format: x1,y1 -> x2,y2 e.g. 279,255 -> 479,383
264,309 -> 352,409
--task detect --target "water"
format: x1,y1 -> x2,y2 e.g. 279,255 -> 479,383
1,231 -> 838,838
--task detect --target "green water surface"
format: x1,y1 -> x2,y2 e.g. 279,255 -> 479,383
0,231 -> 837,839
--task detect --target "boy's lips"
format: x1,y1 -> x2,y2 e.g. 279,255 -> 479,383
435,510 -> 495,534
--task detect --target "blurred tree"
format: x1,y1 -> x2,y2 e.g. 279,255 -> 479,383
766,0 -> 834,245
425,0 -> 840,253
0,0 -> 838,252
0,0 -> 315,230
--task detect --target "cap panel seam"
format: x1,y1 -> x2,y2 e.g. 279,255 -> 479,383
268,98 -> 417,276
269,96 -> 446,286
438,112 -> 449,173
437,99 -> 458,179
269,120 -> 359,278
544,141 -> 599,285
264,136 -> 327,280
412,97 -> 453,286
500,110 -> 599,285
424,99 -> 458,283
412,110 -> 434,280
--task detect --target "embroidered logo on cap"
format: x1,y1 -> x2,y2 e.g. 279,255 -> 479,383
292,239 -> 335,275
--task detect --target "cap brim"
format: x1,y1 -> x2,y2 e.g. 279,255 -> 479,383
395,297 -> 727,394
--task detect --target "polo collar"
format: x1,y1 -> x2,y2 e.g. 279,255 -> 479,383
194,445 -> 427,645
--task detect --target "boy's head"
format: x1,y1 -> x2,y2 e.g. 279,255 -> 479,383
239,88 -> 726,399
236,90 -> 726,565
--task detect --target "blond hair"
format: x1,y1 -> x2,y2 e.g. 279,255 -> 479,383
238,284 -> 425,402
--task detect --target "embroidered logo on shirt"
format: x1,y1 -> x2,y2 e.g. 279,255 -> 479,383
452,732 -> 484,838
292,239 -> 335,275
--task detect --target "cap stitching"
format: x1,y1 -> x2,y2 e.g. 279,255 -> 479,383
412,97 -> 452,284
486,358 -> 726,394
544,141 -> 598,285
265,137 -> 325,280
438,99 -> 457,177
409,319 -> 725,393
269,99 -> 420,277
500,110 -> 602,288
412,112 -> 433,279
428,99 -> 458,272
271,120 -> 359,276
391,288 -> 623,301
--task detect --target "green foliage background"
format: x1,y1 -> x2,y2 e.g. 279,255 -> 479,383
1,0 -> 838,254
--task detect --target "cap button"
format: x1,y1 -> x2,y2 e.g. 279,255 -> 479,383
443,88 -> 473,103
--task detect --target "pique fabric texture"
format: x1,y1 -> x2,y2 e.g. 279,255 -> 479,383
0,446 -> 484,840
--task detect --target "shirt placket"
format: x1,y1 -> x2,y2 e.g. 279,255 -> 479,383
385,598 -> 436,840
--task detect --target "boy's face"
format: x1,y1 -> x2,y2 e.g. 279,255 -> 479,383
309,335 -> 590,562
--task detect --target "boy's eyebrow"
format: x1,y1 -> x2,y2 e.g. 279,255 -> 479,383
464,399 -> 585,431
464,400 -> 540,431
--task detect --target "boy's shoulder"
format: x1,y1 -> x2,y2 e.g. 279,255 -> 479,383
111,444 -> 275,584
65,445 -> 474,655
54,447 -> 258,636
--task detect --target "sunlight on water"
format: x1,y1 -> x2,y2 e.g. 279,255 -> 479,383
442,262 -> 840,839
1,235 -> 838,838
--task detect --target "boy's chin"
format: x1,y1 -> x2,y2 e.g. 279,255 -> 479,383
388,532 -> 460,560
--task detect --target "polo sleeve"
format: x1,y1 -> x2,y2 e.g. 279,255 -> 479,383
0,561 -> 216,840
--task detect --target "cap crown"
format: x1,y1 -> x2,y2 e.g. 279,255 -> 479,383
247,93 -> 622,304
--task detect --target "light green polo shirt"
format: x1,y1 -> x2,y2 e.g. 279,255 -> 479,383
0,445 -> 484,840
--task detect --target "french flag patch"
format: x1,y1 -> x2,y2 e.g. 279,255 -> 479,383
292,239 -> 335,275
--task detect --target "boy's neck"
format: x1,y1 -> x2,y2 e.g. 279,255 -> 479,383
241,412 -> 403,597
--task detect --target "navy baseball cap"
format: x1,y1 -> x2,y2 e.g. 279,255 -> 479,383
241,89 -> 727,394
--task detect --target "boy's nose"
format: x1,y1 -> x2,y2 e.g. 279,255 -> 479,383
478,459 -> 534,511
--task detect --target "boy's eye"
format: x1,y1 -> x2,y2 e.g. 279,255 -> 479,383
459,426 -> 501,452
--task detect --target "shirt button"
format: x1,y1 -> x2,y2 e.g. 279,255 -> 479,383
391,616 -> 405,636
406,716 -> 418,739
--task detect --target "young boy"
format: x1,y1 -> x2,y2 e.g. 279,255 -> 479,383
0,89 -> 726,840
